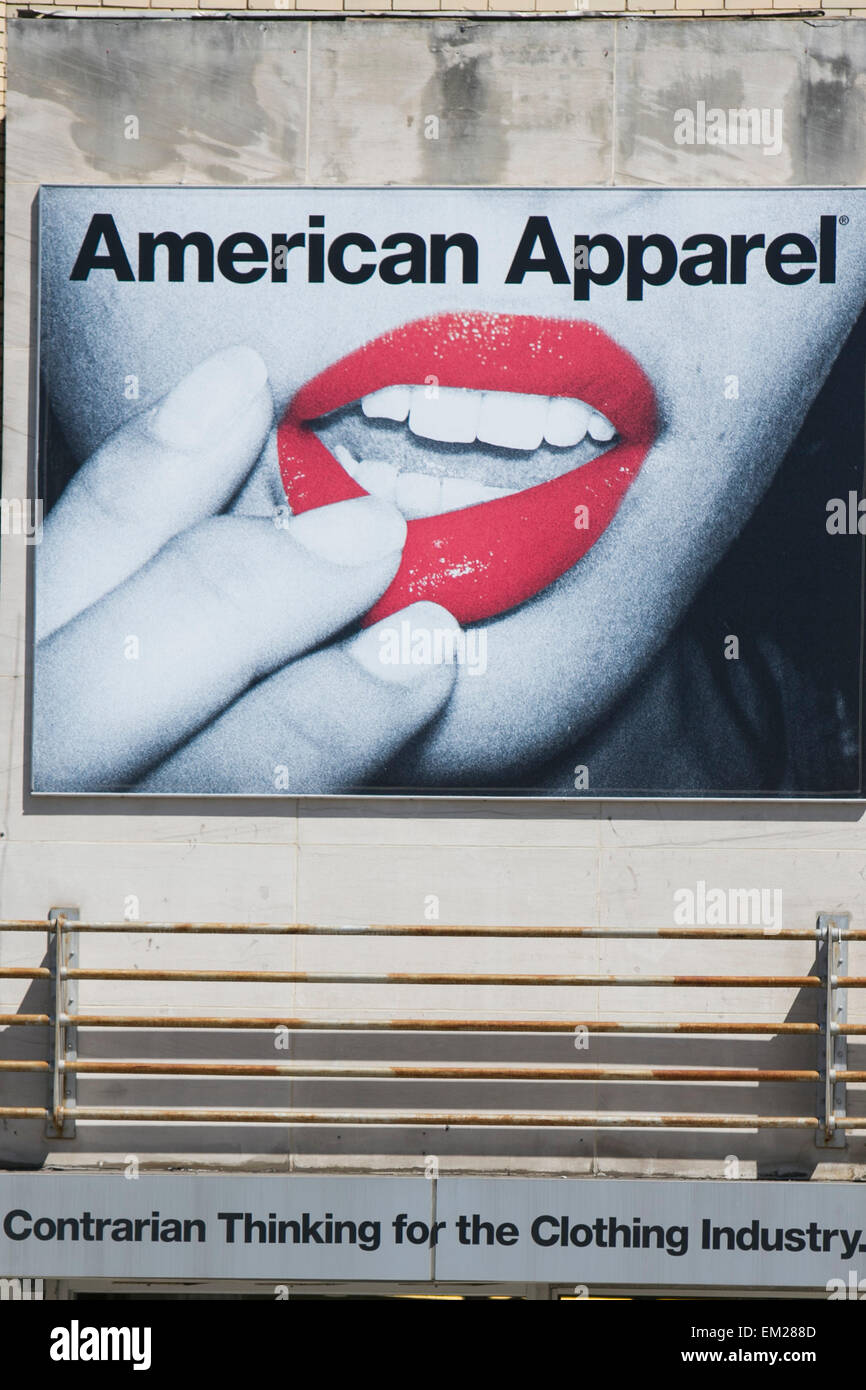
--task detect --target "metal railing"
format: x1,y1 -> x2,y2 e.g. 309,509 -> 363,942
0,911 -> 859,1145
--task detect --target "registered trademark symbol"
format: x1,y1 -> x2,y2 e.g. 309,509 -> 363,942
840,215 -> 849,225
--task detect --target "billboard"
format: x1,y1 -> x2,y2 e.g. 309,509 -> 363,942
32,186 -> 866,798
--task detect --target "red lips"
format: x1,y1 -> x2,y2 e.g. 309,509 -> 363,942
278,312 -> 657,626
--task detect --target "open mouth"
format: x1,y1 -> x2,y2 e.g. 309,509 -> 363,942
278,312 -> 657,626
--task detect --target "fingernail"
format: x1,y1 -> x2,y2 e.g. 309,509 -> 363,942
292,497 -> 407,566
151,347 -> 269,450
349,601 -> 461,684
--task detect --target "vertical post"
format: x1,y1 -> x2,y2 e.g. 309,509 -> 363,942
45,907 -> 77,1139
816,911 -> 848,1149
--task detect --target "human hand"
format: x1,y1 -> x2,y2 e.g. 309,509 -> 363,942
33,348 -> 459,793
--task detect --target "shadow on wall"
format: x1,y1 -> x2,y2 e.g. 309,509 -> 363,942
1,936 -> 858,1177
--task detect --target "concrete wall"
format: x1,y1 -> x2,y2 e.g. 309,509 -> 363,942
7,2 -> 866,20
3,16 -> 866,1181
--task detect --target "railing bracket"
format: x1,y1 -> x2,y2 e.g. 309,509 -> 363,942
45,908 -> 78,1140
817,911 -> 848,1149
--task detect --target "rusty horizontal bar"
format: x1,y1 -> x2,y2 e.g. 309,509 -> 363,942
0,921 -> 64,931
0,919 -> 832,939
42,1106 -> 827,1129
61,968 -> 822,987
0,1102 -> 827,1129
0,1014 -> 50,1026
60,1014 -> 820,1034
61,1061 -> 820,1082
0,1060 -> 49,1072
0,967 -> 50,979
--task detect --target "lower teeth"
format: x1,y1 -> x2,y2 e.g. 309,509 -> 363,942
334,445 -> 516,520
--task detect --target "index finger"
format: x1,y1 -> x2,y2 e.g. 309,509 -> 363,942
36,346 -> 273,641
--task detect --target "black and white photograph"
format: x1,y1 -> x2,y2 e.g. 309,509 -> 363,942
33,186 -> 866,797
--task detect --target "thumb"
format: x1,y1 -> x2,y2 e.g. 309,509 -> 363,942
37,346 -> 272,641
137,603 -> 462,794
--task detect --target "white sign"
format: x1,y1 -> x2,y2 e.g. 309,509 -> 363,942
2,1175 -> 866,1288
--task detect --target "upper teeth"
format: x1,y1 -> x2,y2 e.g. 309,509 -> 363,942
334,445 -> 517,520
361,385 -> 616,451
